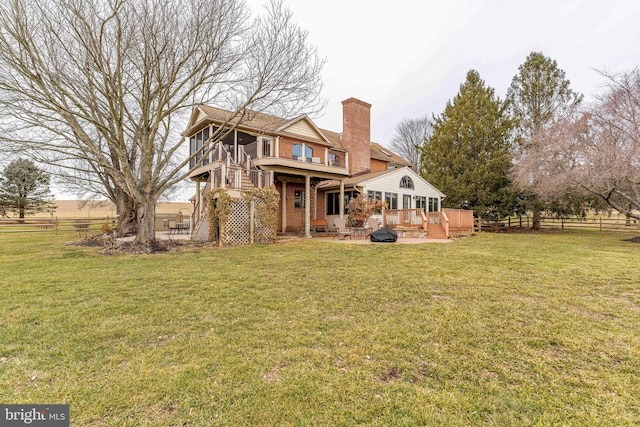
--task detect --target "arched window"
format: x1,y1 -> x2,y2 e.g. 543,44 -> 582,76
400,175 -> 414,189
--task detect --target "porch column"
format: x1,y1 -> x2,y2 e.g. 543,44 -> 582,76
304,175 -> 311,238
339,180 -> 345,219
195,180 -> 201,232
281,181 -> 287,233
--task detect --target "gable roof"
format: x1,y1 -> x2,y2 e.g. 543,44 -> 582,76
189,105 -> 290,134
319,169 -> 396,189
320,166 -> 445,198
277,114 -> 333,146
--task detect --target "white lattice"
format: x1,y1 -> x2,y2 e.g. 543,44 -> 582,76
224,200 -> 250,246
217,198 -> 277,246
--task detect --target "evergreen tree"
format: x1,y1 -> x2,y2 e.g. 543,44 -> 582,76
506,52 -> 583,229
421,70 -> 516,218
0,158 -> 55,219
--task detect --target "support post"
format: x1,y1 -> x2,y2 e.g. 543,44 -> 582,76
305,175 -> 311,238
281,181 -> 287,233
339,180 -> 345,220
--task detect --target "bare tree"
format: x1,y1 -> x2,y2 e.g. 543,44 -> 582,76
514,69 -> 640,221
390,116 -> 431,172
0,0 -> 324,242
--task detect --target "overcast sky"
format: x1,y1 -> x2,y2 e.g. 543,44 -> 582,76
248,0 -> 640,146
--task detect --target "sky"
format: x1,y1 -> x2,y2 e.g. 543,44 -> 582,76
46,0 -> 640,201
248,0 -> 640,146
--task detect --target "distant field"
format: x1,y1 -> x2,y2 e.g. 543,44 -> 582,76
31,200 -> 193,218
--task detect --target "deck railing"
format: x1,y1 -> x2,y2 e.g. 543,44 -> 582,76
383,209 -> 425,229
427,211 -> 449,238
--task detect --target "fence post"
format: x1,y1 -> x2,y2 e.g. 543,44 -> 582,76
55,216 -> 58,235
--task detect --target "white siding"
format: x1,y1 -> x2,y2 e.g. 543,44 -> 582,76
361,167 -> 443,210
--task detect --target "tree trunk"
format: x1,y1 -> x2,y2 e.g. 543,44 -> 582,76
135,195 -> 158,243
114,189 -> 138,237
532,206 -> 541,230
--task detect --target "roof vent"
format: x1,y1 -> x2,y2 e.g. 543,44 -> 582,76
380,148 -> 392,157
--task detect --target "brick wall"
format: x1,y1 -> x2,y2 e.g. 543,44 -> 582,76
275,181 -> 327,233
370,158 -> 389,172
342,98 -> 371,175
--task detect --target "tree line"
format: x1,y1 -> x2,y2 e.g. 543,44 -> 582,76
391,52 -> 640,229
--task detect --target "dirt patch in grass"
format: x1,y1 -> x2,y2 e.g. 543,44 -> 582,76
378,367 -> 403,383
262,362 -> 287,384
67,235 -> 211,255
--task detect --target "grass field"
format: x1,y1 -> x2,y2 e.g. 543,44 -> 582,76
1,230 -> 639,425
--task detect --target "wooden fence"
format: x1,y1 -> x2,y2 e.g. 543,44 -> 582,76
479,214 -> 640,232
0,217 -> 116,235
442,208 -> 474,234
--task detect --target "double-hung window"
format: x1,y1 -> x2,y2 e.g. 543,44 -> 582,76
385,192 -> 398,210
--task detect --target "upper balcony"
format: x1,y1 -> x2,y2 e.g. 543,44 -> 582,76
189,131 -> 349,180
244,138 -> 349,178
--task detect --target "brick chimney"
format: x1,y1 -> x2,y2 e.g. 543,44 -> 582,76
342,97 -> 371,175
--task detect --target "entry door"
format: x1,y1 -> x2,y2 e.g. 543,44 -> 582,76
403,194 -> 411,209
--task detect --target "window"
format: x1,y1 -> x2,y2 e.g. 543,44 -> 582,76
261,138 -> 272,157
294,190 -> 305,209
327,191 -> 358,215
292,144 -> 302,160
384,192 -> 398,210
367,190 -> 383,214
327,193 -> 340,215
189,127 -> 211,169
292,144 -> 313,161
367,190 -> 382,200
328,153 -> 340,166
428,197 -> 439,212
400,175 -> 414,189
415,196 -> 427,212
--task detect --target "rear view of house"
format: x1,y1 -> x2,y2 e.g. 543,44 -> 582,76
184,97 -> 447,242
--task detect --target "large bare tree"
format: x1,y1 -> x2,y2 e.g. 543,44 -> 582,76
0,0 -> 324,242
514,69 -> 640,221
389,116 -> 432,173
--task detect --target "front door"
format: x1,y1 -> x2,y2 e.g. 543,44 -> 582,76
403,194 -> 411,209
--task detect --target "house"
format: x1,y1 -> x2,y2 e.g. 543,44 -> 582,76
184,97 -> 447,241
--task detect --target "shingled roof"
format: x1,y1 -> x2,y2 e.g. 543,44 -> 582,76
188,104 -> 412,165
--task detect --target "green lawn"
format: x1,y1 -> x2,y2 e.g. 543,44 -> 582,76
1,231 -> 639,426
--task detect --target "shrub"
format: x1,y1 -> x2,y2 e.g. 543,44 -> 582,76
347,194 -> 386,227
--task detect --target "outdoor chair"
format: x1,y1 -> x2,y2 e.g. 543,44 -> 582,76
333,218 -> 353,240
366,217 -> 380,236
